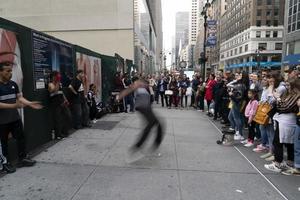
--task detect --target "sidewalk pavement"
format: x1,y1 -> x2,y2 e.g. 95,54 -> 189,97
0,105 -> 299,200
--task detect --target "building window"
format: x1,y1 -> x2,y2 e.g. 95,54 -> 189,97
267,0 -> 272,5
266,31 -> 271,38
274,9 -> 279,16
275,43 -> 283,50
239,46 -> 243,53
235,49 -> 237,55
273,31 -> 278,37
266,20 -> 271,26
256,20 -> 261,26
256,31 -> 261,38
258,43 -> 267,50
257,0 -> 262,6
245,44 -> 248,52
274,20 -> 278,26
257,10 -> 262,16
266,10 -> 271,16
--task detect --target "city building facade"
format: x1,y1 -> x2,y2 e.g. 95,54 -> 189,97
282,0 -> 300,67
175,12 -> 190,66
1,0 -> 162,73
219,0 -> 285,72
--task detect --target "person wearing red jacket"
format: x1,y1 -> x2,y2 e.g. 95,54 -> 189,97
205,74 -> 216,114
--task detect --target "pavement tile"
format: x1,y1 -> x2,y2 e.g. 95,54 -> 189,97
0,163 -> 94,200
180,171 -> 285,200
72,166 -> 180,200
34,138 -> 112,165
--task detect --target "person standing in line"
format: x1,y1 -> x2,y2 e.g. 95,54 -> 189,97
117,77 -> 164,156
157,75 -> 168,107
0,56 -> 42,172
87,84 -> 98,123
243,89 -> 259,147
205,74 -> 217,115
48,71 -> 71,139
69,70 -> 91,129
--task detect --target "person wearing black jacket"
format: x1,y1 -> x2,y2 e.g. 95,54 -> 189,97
212,74 -> 224,120
157,75 -> 169,107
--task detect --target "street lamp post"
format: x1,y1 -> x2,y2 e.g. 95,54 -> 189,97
201,0 -> 211,80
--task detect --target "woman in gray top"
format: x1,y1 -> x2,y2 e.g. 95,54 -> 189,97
117,77 -> 164,153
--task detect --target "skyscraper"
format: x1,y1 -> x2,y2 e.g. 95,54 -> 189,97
175,12 -> 189,65
190,0 -> 201,45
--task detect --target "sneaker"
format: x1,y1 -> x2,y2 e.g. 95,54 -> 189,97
280,161 -> 293,171
260,152 -> 273,159
264,162 -> 282,173
2,163 -> 16,173
240,139 -> 248,144
17,157 -> 36,167
282,168 -> 300,176
92,119 -> 97,124
265,155 -> 275,162
234,134 -> 242,141
244,142 -> 254,147
253,145 -> 268,153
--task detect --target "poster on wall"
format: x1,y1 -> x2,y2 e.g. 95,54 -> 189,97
76,52 -> 102,100
32,31 -> 73,89
0,28 -> 24,122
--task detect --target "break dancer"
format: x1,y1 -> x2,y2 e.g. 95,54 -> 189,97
117,77 -> 164,157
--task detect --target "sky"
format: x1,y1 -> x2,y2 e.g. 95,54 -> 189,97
162,0 -> 191,66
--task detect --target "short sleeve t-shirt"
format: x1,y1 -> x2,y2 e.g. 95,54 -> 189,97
0,80 -> 21,124
70,78 -> 84,104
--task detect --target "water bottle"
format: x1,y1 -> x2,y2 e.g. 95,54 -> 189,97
51,130 -> 55,140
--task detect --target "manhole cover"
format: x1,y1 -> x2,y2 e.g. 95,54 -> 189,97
90,121 -> 119,130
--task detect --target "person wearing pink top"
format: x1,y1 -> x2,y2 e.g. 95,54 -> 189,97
244,89 -> 259,147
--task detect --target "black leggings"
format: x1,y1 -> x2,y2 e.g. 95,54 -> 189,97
134,107 -> 164,149
273,122 -> 294,163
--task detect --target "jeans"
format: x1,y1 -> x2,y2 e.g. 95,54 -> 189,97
0,120 -> 27,160
228,109 -> 236,130
260,124 -> 274,150
134,107 -> 164,149
295,125 -> 300,168
125,94 -> 134,112
228,104 -> 243,136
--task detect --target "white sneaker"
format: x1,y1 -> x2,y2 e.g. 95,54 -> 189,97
264,162 -> 282,173
260,152 -> 273,159
234,134 -> 242,141
240,139 -> 248,144
229,127 -> 235,131
244,142 -> 254,147
92,119 -> 97,124
240,136 -> 245,140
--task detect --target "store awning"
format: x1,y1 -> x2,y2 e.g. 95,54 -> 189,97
225,61 -> 281,69
283,54 -> 300,65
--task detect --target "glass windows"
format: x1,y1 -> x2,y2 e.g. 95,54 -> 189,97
256,20 -> 261,26
273,31 -> 278,37
256,31 -> 261,38
275,43 -> 283,50
266,31 -> 271,38
258,43 -> 267,50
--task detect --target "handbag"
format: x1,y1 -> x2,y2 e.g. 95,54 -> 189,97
165,90 -> 173,96
253,102 -> 272,125
186,87 -> 192,96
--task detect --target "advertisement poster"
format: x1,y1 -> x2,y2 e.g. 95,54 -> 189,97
0,28 -> 24,121
32,31 -> 73,89
76,52 -> 102,100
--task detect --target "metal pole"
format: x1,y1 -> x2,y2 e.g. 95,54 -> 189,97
202,14 -> 208,79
